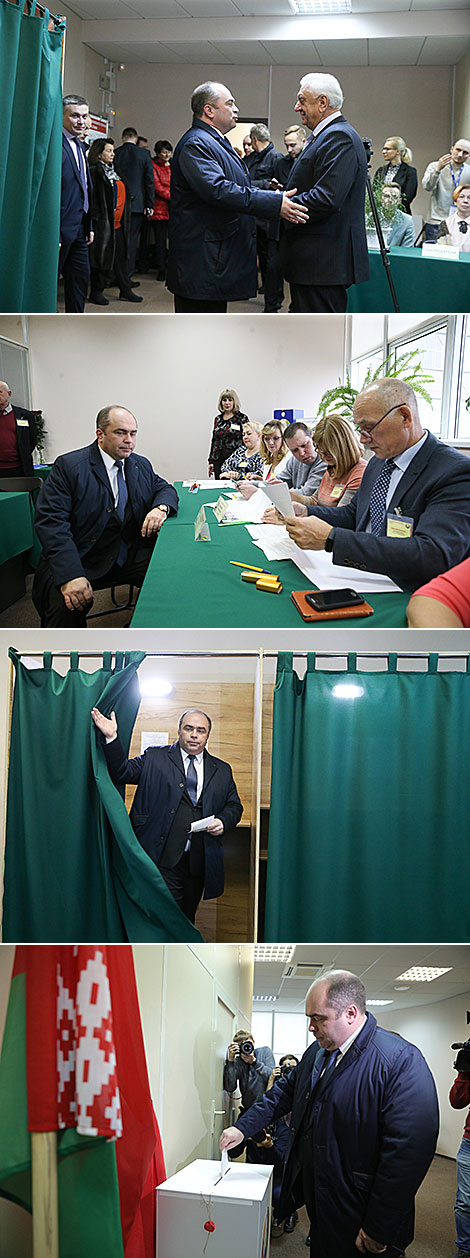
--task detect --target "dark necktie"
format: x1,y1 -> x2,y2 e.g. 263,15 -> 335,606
71,137 -> 89,214
186,755 -> 198,806
114,461 -> 128,566
311,1047 -> 339,1090
459,221 -> 468,234
369,459 -> 397,536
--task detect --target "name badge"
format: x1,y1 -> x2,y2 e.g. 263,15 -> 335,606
17,419 -> 29,427
386,514 -> 414,539
330,485 -> 343,499
230,422 -> 240,432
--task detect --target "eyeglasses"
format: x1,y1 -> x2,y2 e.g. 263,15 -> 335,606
354,402 -> 407,439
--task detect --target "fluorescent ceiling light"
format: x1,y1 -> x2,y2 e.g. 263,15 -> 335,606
332,683 -> 365,700
366,999 -> 394,1006
254,944 -> 294,962
139,678 -> 173,698
395,967 -> 452,983
289,0 -> 351,12
253,994 -> 278,1002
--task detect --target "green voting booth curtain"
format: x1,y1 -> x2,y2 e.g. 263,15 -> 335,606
265,651 -> 470,943
3,650 -> 201,943
0,0 -> 64,313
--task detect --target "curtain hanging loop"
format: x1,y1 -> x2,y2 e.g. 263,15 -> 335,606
347,653 -> 357,673
43,652 -> 52,670
428,654 -> 439,674
387,653 -> 398,672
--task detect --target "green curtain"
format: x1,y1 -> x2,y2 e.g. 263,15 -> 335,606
265,651 -> 470,943
0,0 -> 64,312
3,650 -> 202,943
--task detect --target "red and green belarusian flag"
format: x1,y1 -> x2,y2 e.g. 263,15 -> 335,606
0,946 -> 166,1257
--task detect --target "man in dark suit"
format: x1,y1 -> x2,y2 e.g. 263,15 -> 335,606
91,707 -> 243,923
60,95 -> 94,313
249,123 -> 285,313
281,72 -> 369,313
167,81 -> 309,313
286,377 -> 470,592
221,970 -> 439,1258
32,405 -> 178,626
0,381 -> 37,477
113,127 -> 155,287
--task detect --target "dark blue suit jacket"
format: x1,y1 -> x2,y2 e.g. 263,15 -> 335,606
167,117 -> 283,301
34,440 -> 178,587
281,115 -> 369,287
60,134 -> 92,247
307,430 -> 470,591
113,143 -> 154,213
104,738 -> 243,900
235,1013 -> 439,1257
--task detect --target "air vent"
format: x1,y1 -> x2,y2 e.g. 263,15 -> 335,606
282,962 -> 324,980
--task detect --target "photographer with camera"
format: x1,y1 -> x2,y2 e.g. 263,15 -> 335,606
450,1029 -> 470,1258
223,1030 -> 274,1164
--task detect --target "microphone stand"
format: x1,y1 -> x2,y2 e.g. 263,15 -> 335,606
362,138 -> 400,313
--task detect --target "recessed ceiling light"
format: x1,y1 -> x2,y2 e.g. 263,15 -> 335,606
366,999 -> 394,1006
253,994 -> 278,1001
289,0 -> 351,12
254,945 -> 294,962
139,678 -> 173,698
395,967 -> 452,983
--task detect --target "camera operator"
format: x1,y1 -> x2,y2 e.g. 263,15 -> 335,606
450,1036 -> 470,1258
223,1030 -> 274,1163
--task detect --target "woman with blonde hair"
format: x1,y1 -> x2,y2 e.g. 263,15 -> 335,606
293,414 -> 366,509
437,184 -> 470,252
239,419 -> 290,499
220,421 -> 264,480
373,136 -> 418,214
208,389 -> 249,478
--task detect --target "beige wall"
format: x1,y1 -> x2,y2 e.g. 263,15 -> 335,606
111,61 -> 452,220
454,50 -> 470,142
20,313 -> 346,482
62,2 -> 107,115
0,944 -> 254,1256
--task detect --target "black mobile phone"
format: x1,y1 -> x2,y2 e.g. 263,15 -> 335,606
305,588 -> 366,612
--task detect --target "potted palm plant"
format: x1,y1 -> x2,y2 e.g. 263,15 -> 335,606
317,348 -> 434,421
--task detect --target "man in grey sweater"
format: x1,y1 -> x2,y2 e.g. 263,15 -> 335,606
422,139 -> 470,233
278,422 -> 326,496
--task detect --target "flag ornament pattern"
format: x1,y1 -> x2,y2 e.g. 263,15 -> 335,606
57,948 -> 123,1139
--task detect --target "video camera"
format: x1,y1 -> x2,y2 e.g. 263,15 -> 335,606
451,1011 -> 470,1072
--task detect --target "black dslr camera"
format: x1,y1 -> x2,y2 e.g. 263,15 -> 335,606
238,1039 -> 255,1056
280,1063 -> 294,1079
451,1011 -> 470,1072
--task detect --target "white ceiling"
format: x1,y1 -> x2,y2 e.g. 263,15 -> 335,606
253,943 -> 470,1012
69,0 -> 470,65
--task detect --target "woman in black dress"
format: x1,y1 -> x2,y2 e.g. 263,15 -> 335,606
208,389 -> 249,478
373,137 -> 418,215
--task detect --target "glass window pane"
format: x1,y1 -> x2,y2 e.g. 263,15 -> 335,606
350,349 -> 384,392
251,1010 -> 273,1051
390,327 -> 446,435
272,1011 -> 309,1063
456,319 -> 470,440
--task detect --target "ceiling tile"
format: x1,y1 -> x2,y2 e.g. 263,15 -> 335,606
261,37 -> 321,61
211,38 -> 275,59
315,36 -> 368,62
368,35 -> 425,62
417,34 -> 470,61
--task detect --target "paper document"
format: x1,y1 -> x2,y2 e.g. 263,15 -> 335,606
183,479 -> 235,489
190,815 -> 215,833
220,1149 -> 230,1178
245,525 -> 402,592
212,489 -> 267,524
259,480 -> 293,518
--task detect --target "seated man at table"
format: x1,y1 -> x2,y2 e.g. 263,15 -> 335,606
285,377 -> 470,592
32,405 -> 178,626
0,380 -> 37,478
277,422 -> 326,495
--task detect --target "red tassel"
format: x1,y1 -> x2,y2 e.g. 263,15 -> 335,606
204,1221 -> 216,1232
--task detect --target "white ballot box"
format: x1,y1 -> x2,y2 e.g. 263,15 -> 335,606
156,1158 -> 272,1258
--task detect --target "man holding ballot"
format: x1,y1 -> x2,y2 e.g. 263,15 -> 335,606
91,706 -> 243,923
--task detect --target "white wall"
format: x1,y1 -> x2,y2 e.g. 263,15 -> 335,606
455,50 -> 470,141
61,2 -> 108,114
379,990 -> 470,1160
22,314 -> 346,483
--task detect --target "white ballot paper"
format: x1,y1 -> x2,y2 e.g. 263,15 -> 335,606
214,488 -> 268,524
190,815 -> 215,833
220,1148 -> 230,1179
259,480 -> 293,517
246,525 -> 402,592
183,479 -> 235,489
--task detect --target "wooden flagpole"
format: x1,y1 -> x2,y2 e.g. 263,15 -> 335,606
32,1131 -> 59,1258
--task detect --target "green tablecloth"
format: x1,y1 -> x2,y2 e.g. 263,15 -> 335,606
0,492 -> 35,565
347,247 -> 470,313
131,485 -> 409,628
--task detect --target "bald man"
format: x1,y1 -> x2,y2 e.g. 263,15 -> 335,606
0,381 -> 37,478
32,406 -> 178,626
221,969 -> 439,1258
285,377 -> 470,591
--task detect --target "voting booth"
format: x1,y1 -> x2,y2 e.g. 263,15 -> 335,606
156,1159 -> 273,1258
